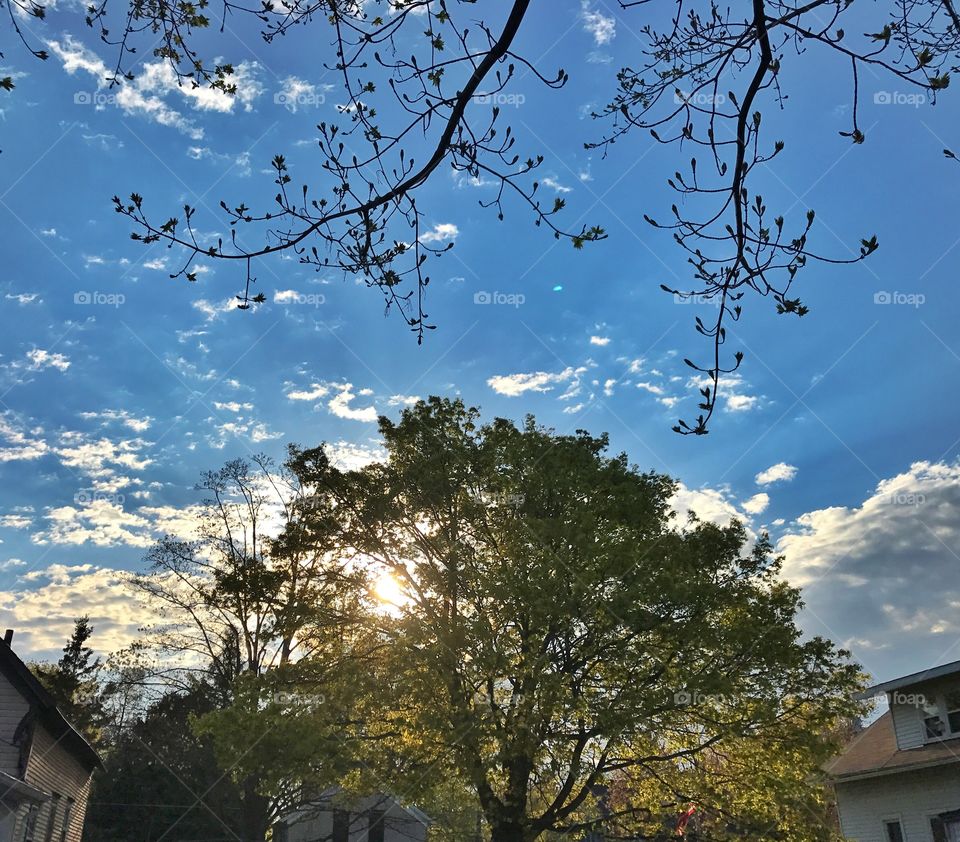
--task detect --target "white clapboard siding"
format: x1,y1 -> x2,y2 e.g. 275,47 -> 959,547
890,701 -> 926,751
836,765 -> 960,841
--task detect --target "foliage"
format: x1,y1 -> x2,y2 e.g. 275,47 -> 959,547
84,681 -> 248,842
269,397 -> 866,842
32,616 -> 110,749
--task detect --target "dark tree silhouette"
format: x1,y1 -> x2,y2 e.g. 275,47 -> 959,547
6,0 -> 959,430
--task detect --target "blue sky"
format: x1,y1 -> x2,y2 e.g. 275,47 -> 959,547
0,0 -> 958,687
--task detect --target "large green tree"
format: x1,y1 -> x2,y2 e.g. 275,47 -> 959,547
269,397 -> 865,842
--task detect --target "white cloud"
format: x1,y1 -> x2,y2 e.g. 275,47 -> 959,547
79,409 -> 152,433
5,293 -> 39,305
328,384 -> 378,422
542,176 -> 572,193
193,297 -> 237,321
287,383 -> 329,402
580,2 -> 616,45
775,460 -> 960,675
274,289 -> 302,304
213,401 -> 253,413
419,223 -> 459,244
274,76 -> 330,113
25,349 -> 70,372
33,499 -> 152,547
0,414 -> 48,463
387,395 -> 420,407
324,440 -> 385,470
589,335 -> 610,347
0,564 -> 148,656
756,462 -> 798,486
688,373 -> 762,413
47,36 -> 263,139
488,366 -> 585,397
741,492 -> 770,515
670,483 -> 749,529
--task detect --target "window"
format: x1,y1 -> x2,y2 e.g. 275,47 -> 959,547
58,800 -> 73,842
922,698 -> 946,740
945,689 -> 960,734
42,795 -> 60,842
931,809 -> 960,842
884,819 -> 905,842
332,809 -> 350,842
367,810 -> 385,842
920,687 -> 960,740
21,804 -> 39,842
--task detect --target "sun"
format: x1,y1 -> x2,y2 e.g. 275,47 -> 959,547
373,571 -> 407,607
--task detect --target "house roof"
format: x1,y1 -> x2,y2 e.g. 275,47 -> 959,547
289,788 -> 433,826
858,658 -> 960,699
0,769 -> 49,804
0,637 -> 102,771
825,711 -> 960,781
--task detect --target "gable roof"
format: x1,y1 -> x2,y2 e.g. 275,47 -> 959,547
287,788 -> 432,826
0,637 -> 102,771
825,711 -> 960,782
859,659 -> 960,699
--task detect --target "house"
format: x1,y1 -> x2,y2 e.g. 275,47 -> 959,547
275,789 -> 431,842
826,659 -> 960,841
0,630 -> 101,842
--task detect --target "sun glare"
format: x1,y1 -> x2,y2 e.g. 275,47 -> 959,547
373,571 -> 407,607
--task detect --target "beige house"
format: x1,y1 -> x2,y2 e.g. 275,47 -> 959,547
827,660 -> 960,842
0,631 -> 101,842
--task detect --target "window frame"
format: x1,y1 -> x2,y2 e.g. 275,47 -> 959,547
367,809 -> 386,842
42,794 -> 60,842
331,808 -> 350,842
917,685 -> 960,743
880,814 -> 905,842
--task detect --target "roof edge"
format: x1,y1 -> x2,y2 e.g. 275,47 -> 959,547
861,658 -> 960,698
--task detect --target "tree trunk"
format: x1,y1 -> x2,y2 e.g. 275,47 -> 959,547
238,773 -> 272,841
489,820 -> 531,842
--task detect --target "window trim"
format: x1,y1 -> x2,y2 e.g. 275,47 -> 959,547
42,794 -> 60,842
917,687 -> 960,743
880,814 -> 905,842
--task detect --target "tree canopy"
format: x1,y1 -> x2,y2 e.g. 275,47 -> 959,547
181,397 -> 865,842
